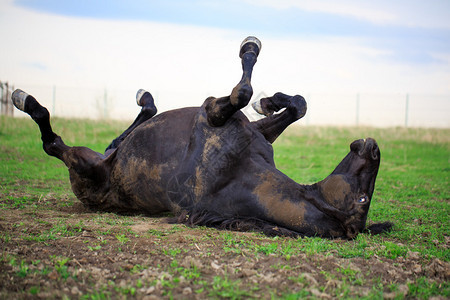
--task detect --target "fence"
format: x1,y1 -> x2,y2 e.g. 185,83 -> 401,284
3,84 -> 450,128
0,81 -> 15,116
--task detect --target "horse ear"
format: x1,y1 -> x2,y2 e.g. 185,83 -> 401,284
364,222 -> 393,235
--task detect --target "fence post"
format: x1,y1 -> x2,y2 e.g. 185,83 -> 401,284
356,93 -> 360,126
405,93 -> 409,127
52,85 -> 56,116
0,82 -> 3,115
306,93 -> 311,125
2,82 -> 14,117
0,82 -> 8,116
104,88 -> 107,119
9,84 -> 14,116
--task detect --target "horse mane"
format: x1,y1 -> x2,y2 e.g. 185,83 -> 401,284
169,209 -> 303,238
169,209 -> 393,239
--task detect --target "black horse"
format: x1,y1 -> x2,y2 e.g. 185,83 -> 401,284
12,37 -> 391,239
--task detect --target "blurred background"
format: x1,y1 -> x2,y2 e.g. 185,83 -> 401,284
1,0 -> 449,127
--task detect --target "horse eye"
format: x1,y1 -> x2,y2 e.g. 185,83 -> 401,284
358,196 -> 368,203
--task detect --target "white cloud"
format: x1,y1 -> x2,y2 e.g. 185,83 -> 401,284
1,0 -> 448,126
244,0 -> 450,29
2,1 -> 446,92
246,0 -> 395,24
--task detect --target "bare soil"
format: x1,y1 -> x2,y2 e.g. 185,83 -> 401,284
0,194 -> 448,299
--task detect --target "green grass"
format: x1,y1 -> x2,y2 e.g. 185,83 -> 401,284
274,126 -> 449,261
0,116 -> 127,200
1,115 -> 449,299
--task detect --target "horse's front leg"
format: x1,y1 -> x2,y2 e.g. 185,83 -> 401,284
205,36 -> 261,127
252,92 -> 307,143
105,89 -> 157,155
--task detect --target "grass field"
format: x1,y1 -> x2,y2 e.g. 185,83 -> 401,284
0,115 -> 449,299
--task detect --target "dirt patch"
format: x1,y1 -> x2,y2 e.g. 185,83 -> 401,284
0,195 -> 449,299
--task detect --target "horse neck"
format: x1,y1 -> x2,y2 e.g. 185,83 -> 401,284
254,171 -> 348,234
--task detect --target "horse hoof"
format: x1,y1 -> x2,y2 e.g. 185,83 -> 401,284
136,89 -> 152,107
239,36 -> 261,58
11,89 -> 29,112
252,100 -> 272,116
252,100 -> 264,115
136,89 -> 147,106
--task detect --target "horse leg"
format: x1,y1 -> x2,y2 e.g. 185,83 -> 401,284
251,92 -> 307,143
12,89 -> 72,160
105,89 -> 157,155
12,89 -> 114,206
205,36 -> 261,127
11,88 -> 107,168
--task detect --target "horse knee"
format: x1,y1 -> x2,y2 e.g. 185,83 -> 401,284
205,97 -> 230,127
204,84 -> 253,127
230,83 -> 253,108
288,95 -> 307,119
43,135 -> 70,158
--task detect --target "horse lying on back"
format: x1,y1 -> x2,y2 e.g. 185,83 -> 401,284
12,36 -> 392,239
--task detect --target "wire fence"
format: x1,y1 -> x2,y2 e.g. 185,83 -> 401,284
2,83 -> 449,128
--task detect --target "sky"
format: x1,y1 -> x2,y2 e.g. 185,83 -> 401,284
0,0 -> 449,124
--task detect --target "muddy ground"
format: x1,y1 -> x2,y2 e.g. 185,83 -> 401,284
0,194 -> 449,299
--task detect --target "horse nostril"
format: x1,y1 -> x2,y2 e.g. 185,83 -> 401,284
365,138 -> 379,160
350,139 -> 364,153
371,143 -> 379,160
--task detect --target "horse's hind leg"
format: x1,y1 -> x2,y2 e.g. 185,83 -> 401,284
205,36 -> 261,127
252,92 -> 307,143
12,89 -> 136,211
12,89 -> 106,184
12,89 -> 71,159
105,89 -> 157,154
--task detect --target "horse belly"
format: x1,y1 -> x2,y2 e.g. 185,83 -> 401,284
109,108 -> 198,213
